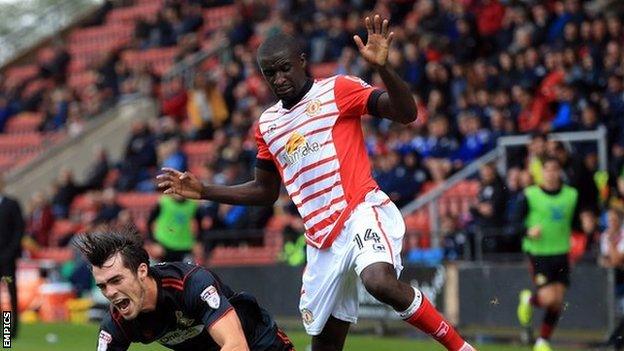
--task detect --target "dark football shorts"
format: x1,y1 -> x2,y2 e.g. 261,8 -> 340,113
529,253 -> 570,288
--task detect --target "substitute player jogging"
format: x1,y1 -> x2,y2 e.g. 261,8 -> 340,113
158,14 -> 475,351
515,157 -> 579,351
74,229 -> 294,351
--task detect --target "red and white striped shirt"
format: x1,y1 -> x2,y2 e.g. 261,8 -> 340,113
255,75 -> 382,249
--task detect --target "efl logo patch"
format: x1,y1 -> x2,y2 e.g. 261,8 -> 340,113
535,274 -> 548,286
200,285 -> 221,309
97,330 -> 112,351
301,308 -> 314,325
434,321 -> 450,339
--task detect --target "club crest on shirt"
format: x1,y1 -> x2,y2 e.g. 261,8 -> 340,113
305,99 -> 322,116
200,285 -> 220,309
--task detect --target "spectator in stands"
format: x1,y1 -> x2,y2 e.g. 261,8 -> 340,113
415,114 -> 458,181
159,137 -> 188,172
82,146 -> 110,192
0,176 -> 24,338
51,168 -> 83,219
38,41 -> 70,82
441,214 -> 467,261
93,188 -> 123,225
526,132 -> 547,185
187,73 -> 229,140
39,87 -> 70,132
503,167 -> 525,252
452,112 -> 493,169
25,191 -> 54,248
147,194 -> 203,263
116,121 -> 157,191
548,140 -> 599,214
374,151 -> 424,208
469,163 -> 507,257
161,78 -> 188,123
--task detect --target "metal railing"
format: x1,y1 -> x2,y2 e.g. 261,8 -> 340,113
497,125 -> 608,173
162,43 -> 228,88
401,126 -> 609,249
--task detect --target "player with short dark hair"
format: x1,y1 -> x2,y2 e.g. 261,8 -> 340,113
515,157 -> 579,351
158,14 -> 474,351
74,228 -> 294,351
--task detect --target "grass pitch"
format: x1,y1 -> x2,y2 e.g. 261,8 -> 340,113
8,322 -> 583,351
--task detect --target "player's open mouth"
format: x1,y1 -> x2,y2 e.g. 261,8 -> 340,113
115,298 -> 131,313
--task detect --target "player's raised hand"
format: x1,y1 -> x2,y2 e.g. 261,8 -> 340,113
353,14 -> 394,68
156,167 -> 203,199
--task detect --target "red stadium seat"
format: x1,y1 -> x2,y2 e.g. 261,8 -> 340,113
122,47 -> 179,75
4,112 -> 43,134
4,65 -> 39,84
106,2 -> 162,25
183,141 -> 213,169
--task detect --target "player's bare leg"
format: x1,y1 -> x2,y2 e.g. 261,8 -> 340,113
360,262 -> 475,351
531,283 -> 565,350
311,316 -> 350,351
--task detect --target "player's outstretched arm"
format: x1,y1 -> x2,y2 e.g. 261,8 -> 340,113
156,166 -> 281,206
354,14 -> 417,124
208,308 -> 250,351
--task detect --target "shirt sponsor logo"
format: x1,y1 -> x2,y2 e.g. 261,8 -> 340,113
200,285 -> 221,309
281,132 -> 320,166
158,325 -> 204,346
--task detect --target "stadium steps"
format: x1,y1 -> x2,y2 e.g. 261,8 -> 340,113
6,98 -> 157,206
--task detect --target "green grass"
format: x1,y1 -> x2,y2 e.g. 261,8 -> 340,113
10,322 -> 580,351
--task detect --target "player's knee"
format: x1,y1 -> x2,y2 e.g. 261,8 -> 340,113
361,266 -> 397,303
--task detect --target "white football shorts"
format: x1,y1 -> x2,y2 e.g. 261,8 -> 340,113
298,189 -> 405,335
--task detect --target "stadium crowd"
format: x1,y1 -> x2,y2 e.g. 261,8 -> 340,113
0,0 -> 622,276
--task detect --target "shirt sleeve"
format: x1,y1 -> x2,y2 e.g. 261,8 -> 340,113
254,124 -> 272,161
334,75 -> 384,119
183,268 -> 235,330
96,319 -> 130,351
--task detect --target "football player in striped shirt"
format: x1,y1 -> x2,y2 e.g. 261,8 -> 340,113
158,14 -> 475,351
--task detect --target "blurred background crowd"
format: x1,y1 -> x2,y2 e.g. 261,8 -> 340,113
0,0 -> 622,275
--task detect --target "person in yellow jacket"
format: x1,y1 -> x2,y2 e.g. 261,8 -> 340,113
187,74 -> 228,140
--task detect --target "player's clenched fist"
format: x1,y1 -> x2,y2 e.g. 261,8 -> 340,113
353,14 -> 394,68
156,167 -> 203,199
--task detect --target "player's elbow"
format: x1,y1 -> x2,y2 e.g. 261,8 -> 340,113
394,106 -> 417,125
257,187 -> 279,206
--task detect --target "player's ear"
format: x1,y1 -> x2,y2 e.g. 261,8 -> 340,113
137,262 -> 148,280
299,53 -> 307,70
